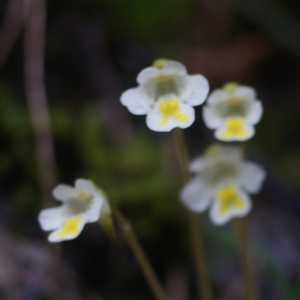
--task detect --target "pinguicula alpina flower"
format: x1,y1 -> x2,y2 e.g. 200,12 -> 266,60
120,59 -> 209,132
202,82 -> 263,141
38,179 -> 110,242
180,144 -> 266,225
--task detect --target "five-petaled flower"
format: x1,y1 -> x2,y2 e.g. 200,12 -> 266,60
180,144 -> 266,225
202,82 -> 263,141
120,59 -> 209,132
38,179 -> 109,242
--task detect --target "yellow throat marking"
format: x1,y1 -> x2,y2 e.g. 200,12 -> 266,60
159,99 -> 189,126
157,75 -> 173,82
222,82 -> 239,93
221,118 -> 250,139
57,216 -> 83,238
227,97 -> 240,105
152,58 -> 170,69
217,185 -> 246,216
76,191 -> 92,201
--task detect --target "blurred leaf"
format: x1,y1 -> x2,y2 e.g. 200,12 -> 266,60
99,0 -> 189,43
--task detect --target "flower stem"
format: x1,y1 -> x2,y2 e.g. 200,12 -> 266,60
174,128 -> 213,300
232,217 -> 259,300
24,1 -> 62,299
24,0 -> 57,208
233,142 -> 259,300
112,205 -> 169,300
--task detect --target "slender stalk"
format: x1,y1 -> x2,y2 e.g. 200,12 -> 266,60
112,205 -> 169,300
232,142 -> 259,300
24,1 -> 61,298
174,128 -> 213,300
232,217 -> 259,300
24,0 -> 56,208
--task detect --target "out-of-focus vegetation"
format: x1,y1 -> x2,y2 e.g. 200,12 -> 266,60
1,0 -> 300,299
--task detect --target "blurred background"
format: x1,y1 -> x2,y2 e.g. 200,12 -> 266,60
1,0 -> 300,299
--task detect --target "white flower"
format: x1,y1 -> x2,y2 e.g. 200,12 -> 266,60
120,59 -> 209,132
38,179 -> 106,242
202,82 -> 263,141
180,144 -> 266,225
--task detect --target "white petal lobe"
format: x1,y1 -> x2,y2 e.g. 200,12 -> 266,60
180,178 -> 212,212
240,162 -> 266,193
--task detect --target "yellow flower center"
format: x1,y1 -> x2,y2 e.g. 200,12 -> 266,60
222,82 -> 239,93
152,58 -> 170,69
204,143 -> 222,157
57,216 -> 83,238
76,191 -> 92,201
159,99 -> 189,126
227,97 -> 240,105
220,118 -> 250,139
157,75 -> 173,82
217,185 -> 246,216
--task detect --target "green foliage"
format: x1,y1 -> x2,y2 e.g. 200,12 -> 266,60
0,85 -> 38,211
85,0 -> 189,44
0,85 -> 31,141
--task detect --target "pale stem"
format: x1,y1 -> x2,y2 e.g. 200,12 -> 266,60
232,217 -> 259,300
232,142 -> 259,300
24,0 -> 61,298
174,128 -> 213,300
112,205 -> 169,300
24,0 -> 57,208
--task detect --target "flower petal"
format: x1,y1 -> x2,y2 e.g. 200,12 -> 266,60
180,178 -> 212,212
87,191 -> 104,222
74,180 -> 105,223
38,205 -> 69,231
202,106 -> 223,129
48,214 -> 86,242
209,187 -> 251,225
120,87 -> 152,115
240,162 -> 266,193
245,101 -> 263,125
189,157 -> 211,173
206,89 -> 228,105
233,86 -> 256,100
162,61 -> 187,76
137,67 -> 160,84
146,102 -> 194,132
181,75 -> 209,106
211,145 -> 242,161
53,184 -> 77,202
75,179 -> 96,193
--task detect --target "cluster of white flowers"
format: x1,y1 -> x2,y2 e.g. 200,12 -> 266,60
38,179 -> 109,242
120,59 -> 209,132
119,61 -> 265,224
39,60 -> 266,241
180,144 -> 266,225
120,62 -> 263,142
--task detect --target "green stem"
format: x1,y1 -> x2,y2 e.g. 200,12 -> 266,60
24,1 -> 62,299
174,128 -> 213,300
112,205 -> 169,300
233,142 -> 259,300
233,217 -> 259,300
